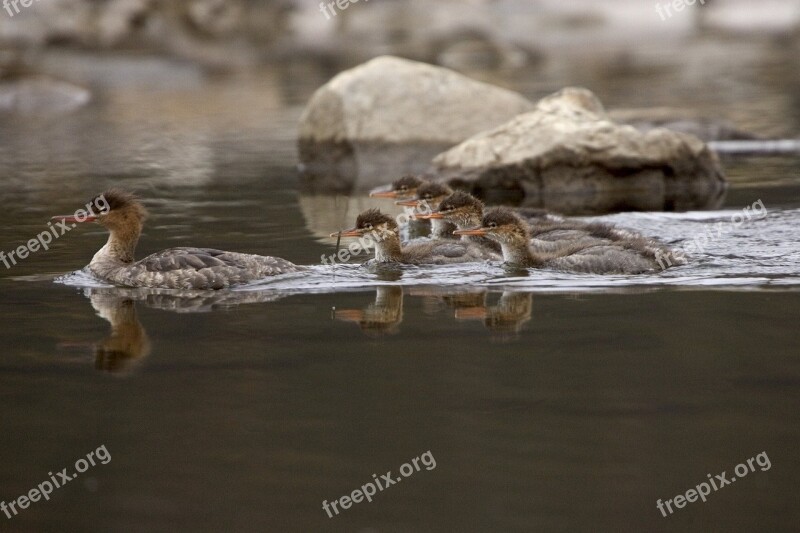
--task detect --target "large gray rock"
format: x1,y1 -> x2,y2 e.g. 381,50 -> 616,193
432,87 -> 727,214
297,55 -> 534,193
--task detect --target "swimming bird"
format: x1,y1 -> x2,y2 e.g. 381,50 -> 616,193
53,190 -> 304,290
330,208 -> 497,264
395,182 -> 457,239
415,191 -> 502,253
455,207 -> 684,274
368,175 -> 426,199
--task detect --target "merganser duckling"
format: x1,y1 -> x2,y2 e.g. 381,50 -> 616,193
415,191 -> 502,254
395,182 -> 457,240
330,208 -> 496,264
53,190 -> 304,290
420,191 -> 646,255
455,208 -> 684,274
368,175 -> 426,199
369,175 -> 431,239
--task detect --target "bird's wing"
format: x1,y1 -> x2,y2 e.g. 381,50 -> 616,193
136,248 -> 239,272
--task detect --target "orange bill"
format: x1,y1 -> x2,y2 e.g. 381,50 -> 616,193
453,227 -> 487,236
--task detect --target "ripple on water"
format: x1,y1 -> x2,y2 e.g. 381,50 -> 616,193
47,208 -> 800,294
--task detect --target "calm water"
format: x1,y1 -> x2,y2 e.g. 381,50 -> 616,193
1,52 -> 799,532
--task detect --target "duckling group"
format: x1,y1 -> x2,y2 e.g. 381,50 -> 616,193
338,175 -> 684,275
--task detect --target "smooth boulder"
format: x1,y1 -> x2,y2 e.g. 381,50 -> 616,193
297,55 -> 534,192
432,87 -> 727,214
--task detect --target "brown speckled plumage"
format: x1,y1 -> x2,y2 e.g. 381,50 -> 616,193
478,208 -> 685,274
411,182 -> 457,239
349,209 -> 496,264
79,190 -> 304,290
436,192 -> 502,253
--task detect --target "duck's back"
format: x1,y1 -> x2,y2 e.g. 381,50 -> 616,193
98,247 -> 303,289
543,240 -> 683,275
402,241 -> 498,264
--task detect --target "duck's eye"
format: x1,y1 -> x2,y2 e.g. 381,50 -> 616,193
364,223 -> 373,230
488,222 -> 497,228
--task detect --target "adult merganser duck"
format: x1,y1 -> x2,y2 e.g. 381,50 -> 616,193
395,182 -> 457,240
330,208 -> 496,264
455,207 -> 684,274
53,190 -> 304,290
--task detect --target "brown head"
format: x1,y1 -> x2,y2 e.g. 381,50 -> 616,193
52,189 -> 148,233
52,190 -> 148,264
454,207 -> 530,242
330,208 -> 399,240
417,191 -> 484,228
395,182 -> 453,210
369,175 -> 427,199
454,207 -> 532,266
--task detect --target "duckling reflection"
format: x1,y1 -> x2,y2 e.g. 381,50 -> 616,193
88,292 -> 151,375
334,286 -> 404,336
455,291 -> 533,337
407,287 -> 487,315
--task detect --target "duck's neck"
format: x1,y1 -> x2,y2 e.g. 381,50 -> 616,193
500,238 -> 538,268
431,218 -> 455,239
453,211 -> 490,247
453,211 -> 482,231
373,233 -> 403,263
91,227 -> 140,267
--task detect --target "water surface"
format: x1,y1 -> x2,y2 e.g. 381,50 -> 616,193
0,55 -> 798,532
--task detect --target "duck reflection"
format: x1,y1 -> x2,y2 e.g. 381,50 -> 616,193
87,292 -> 151,375
408,286 -> 487,315
455,291 -> 533,339
63,286 -> 292,374
332,286 -> 532,339
334,286 -> 404,336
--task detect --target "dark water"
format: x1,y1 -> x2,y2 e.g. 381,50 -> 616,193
1,54 -> 799,532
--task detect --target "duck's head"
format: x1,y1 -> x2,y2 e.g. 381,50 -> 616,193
454,207 -> 530,246
369,175 -> 426,199
416,191 -> 484,228
395,182 -> 453,210
52,189 -> 148,234
330,208 -> 399,241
